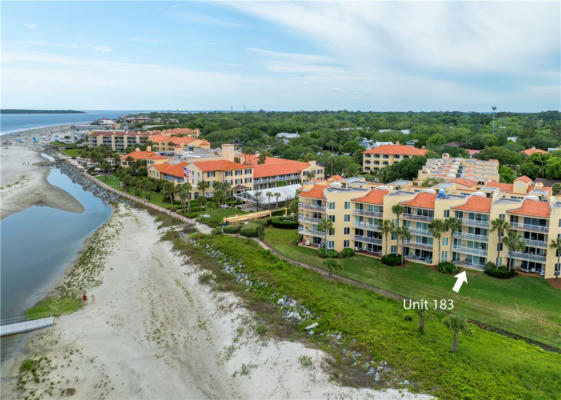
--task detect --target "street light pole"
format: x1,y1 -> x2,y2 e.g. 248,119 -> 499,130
491,106 -> 497,134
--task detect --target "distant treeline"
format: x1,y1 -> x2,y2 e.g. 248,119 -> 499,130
0,109 -> 85,114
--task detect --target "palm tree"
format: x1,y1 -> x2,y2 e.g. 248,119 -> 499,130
491,218 -> 511,266
164,181 -> 176,207
178,184 -> 189,213
213,189 -> 226,224
502,231 -> 525,272
253,191 -> 264,211
443,315 -> 471,353
429,219 -> 446,265
274,192 -> 281,209
445,217 -> 462,255
323,259 -> 342,282
198,180 -> 210,209
381,219 -> 394,255
392,204 -> 405,227
266,191 -> 273,209
549,238 -> 561,280
318,217 -> 334,249
396,226 -> 411,264
415,307 -> 430,335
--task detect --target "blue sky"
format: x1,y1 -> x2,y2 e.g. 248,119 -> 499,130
1,1 -> 560,111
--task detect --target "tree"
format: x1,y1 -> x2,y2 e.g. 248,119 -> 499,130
381,219 -> 394,255
287,198 -> 298,216
253,191 -> 264,211
396,226 -> 411,264
502,230 -> 525,271
163,181 -> 176,207
197,180 -> 210,206
213,189 -> 226,223
474,146 -> 520,166
178,184 -> 189,213
427,134 -> 446,146
553,183 -> 561,196
183,182 -> 193,212
318,217 -> 334,249
499,165 -> 516,183
444,217 -> 462,259
550,238 -> 561,280
265,191 -> 273,209
415,307 -> 430,335
443,315 -> 471,353
429,219 -> 446,265
322,259 -> 342,282
274,192 -> 281,209
490,218 -> 510,266
391,205 -> 405,257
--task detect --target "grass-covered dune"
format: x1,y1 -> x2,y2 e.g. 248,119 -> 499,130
265,228 -> 561,350
177,233 -> 561,399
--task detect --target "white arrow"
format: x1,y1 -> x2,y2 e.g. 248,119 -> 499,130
452,271 -> 468,293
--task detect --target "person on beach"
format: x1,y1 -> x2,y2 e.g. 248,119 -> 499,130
91,294 -> 95,304
82,292 -> 87,304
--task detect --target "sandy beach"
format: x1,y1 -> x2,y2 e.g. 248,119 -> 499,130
1,124 -> 76,144
0,145 -> 84,219
1,205 -> 431,400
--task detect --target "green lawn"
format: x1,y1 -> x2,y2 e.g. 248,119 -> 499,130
199,207 -> 247,227
96,174 -> 173,208
180,232 -> 561,399
25,297 -> 83,319
62,148 -> 81,157
264,227 -> 561,349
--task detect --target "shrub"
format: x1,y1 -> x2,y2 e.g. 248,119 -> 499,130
437,261 -> 458,274
186,212 -> 199,218
272,209 -> 286,216
485,263 -> 516,279
271,216 -> 298,229
182,223 -> 196,234
381,254 -> 401,266
211,227 -> 222,235
223,224 -> 241,234
339,248 -> 355,258
317,248 -> 327,258
326,249 -> 338,258
240,223 -> 259,237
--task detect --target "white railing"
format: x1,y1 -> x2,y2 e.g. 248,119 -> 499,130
510,251 -> 547,262
453,246 -> 488,256
522,238 -> 548,248
510,222 -> 549,233
403,240 -> 433,250
454,232 -> 488,242
298,203 -> 325,212
354,235 -> 382,245
461,218 -> 489,228
403,213 -> 433,221
298,226 -> 324,237
410,228 -> 432,237
354,209 -> 383,218
354,221 -> 381,230
298,215 -> 321,224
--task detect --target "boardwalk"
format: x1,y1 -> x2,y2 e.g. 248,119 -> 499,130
0,316 -> 55,337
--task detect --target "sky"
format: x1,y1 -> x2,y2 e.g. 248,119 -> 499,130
1,1 -> 560,112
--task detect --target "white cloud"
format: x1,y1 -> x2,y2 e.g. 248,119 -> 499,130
92,45 -> 112,53
24,23 -> 37,29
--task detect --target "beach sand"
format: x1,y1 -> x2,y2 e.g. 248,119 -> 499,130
1,206 -> 431,399
0,145 -> 84,219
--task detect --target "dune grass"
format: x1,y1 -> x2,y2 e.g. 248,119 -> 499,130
25,297 -> 83,319
264,227 -> 561,349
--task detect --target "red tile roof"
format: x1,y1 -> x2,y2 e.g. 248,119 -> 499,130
352,189 -> 389,204
521,148 -> 547,156
153,162 -> 188,178
363,144 -> 427,156
120,151 -> 167,161
252,159 -> 311,178
508,199 -> 550,218
467,149 -> 481,156
401,192 -> 437,208
450,178 -> 478,188
192,160 -> 247,172
148,135 -> 200,145
453,196 -> 492,213
515,175 -> 532,184
329,175 -> 344,181
89,130 -> 150,137
299,184 -> 326,200
485,181 -> 514,192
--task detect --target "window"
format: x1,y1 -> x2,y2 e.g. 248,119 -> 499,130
444,210 -> 450,218
328,202 -> 336,210
344,214 -> 350,222
245,169 -> 252,174
441,251 -> 448,261
344,202 -> 351,209
391,233 -> 396,240
245,178 -> 252,183
393,219 -> 398,227
207,171 -> 215,178
344,240 -> 350,248
344,227 -> 350,235
235,170 -> 242,176
442,237 -> 448,246
328,215 -> 335,222
327,241 -> 335,249
497,243 -> 503,251
499,214 -> 505,220
391,245 -> 397,254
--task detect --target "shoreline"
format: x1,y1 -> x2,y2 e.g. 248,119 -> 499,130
0,122 -> 90,137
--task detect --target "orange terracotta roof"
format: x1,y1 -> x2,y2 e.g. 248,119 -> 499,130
153,162 -> 188,178
486,181 -> 514,192
450,178 -> 478,188
453,196 -> 492,213
328,175 -> 344,181
521,148 -> 547,155
148,135 -> 199,144
299,184 -> 326,200
121,151 -> 167,161
401,192 -> 437,208
508,199 -> 550,218
352,189 -> 389,204
252,159 -> 311,178
192,160 -> 247,172
363,144 -> 427,156
515,175 -> 532,184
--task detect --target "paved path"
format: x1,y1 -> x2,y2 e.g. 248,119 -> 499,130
1,317 -> 55,337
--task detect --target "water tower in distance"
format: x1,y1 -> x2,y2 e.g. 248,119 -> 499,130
491,106 -> 497,134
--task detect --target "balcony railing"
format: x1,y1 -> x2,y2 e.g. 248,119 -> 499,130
354,235 -> 382,245
403,240 -> 433,250
404,254 -> 433,264
510,251 -> 546,263
510,222 -> 549,233
298,203 -> 325,212
298,215 -> 322,224
453,246 -> 488,256
453,232 -> 488,242
354,209 -> 383,218
455,260 -> 485,270
410,228 -> 432,237
522,238 -> 548,248
298,226 -> 325,237
403,213 -> 433,222
460,218 -> 489,228
354,221 -> 381,230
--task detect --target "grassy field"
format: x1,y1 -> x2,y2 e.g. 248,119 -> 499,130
25,297 -> 83,319
62,148 -> 81,157
97,174 -> 175,208
177,232 -> 561,399
264,227 -> 561,349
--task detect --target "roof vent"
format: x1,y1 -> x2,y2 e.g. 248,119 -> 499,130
378,185 -> 388,190
422,188 -> 437,194
330,182 -> 342,188
525,195 -> 539,201
472,192 -> 486,197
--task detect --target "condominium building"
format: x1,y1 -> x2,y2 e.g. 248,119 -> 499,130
120,148 -> 169,167
362,144 -> 427,173
417,154 -> 499,182
298,180 -> 561,279
88,130 -> 151,152
147,135 -> 210,153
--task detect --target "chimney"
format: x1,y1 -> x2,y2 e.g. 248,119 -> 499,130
147,146 -> 152,152
222,144 -> 235,162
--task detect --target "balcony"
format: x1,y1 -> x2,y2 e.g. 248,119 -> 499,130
298,215 -> 322,224
453,246 -> 487,256
298,203 -> 325,212
403,213 -> 433,222
455,260 -> 485,270
460,218 -> 489,228
522,238 -> 548,248
354,235 -> 382,245
354,221 -> 381,231
354,209 -> 383,218
410,228 -> 432,237
298,226 -> 325,237
509,222 -> 549,233
404,254 -> 433,264
453,232 -> 488,242
510,251 -> 547,263
403,240 -> 433,250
